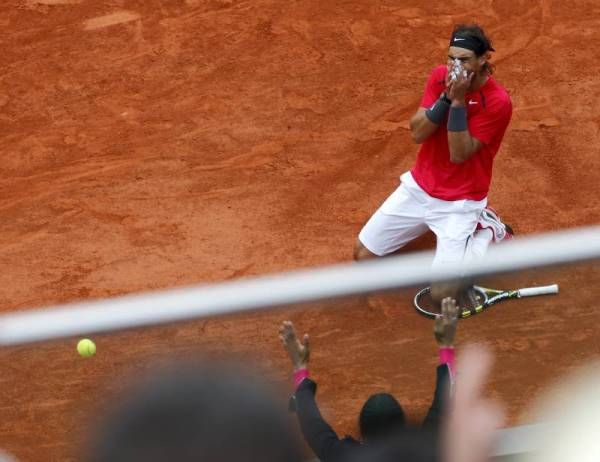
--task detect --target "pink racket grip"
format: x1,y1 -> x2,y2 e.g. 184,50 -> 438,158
518,284 -> 559,298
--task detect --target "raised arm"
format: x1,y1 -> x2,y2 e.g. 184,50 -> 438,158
279,321 -> 351,462
423,297 -> 458,429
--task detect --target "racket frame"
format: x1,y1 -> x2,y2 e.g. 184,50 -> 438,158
413,284 -> 558,319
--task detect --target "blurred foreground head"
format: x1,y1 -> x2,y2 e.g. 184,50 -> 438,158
85,360 -> 302,462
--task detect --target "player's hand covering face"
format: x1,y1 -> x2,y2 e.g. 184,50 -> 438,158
446,47 -> 478,100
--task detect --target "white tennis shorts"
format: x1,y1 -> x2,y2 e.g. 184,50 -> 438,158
359,172 -> 487,267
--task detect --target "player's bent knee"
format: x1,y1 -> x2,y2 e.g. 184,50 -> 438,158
354,240 -> 378,261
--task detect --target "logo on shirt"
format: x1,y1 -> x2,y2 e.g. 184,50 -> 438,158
468,100 -> 478,105
453,37 -> 466,41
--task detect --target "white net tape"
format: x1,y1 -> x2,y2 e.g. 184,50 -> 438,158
0,226 -> 599,345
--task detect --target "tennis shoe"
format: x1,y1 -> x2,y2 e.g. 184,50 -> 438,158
476,207 -> 513,243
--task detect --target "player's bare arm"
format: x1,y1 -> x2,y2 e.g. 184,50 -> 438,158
447,104 -> 483,164
409,107 -> 440,144
410,77 -> 453,144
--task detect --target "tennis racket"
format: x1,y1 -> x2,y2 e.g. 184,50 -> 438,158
413,283 -> 559,319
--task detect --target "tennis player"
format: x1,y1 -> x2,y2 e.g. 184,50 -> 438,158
355,24 -> 512,267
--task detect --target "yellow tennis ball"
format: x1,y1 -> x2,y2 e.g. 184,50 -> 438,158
77,338 -> 96,358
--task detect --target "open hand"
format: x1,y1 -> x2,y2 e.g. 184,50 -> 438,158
434,297 -> 459,347
279,321 -> 310,371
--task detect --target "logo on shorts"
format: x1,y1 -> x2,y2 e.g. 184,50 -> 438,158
453,38 -> 466,41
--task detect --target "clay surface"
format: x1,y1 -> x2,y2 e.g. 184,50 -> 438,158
1,0 -> 599,460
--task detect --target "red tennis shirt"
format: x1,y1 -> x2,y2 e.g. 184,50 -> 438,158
410,65 -> 512,201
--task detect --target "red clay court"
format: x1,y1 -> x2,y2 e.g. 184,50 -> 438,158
1,0 -> 600,460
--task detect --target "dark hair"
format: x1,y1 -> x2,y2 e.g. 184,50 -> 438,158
85,360 -> 302,462
359,393 -> 406,441
452,23 -> 495,74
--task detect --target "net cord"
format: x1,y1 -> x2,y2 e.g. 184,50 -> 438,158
0,226 -> 599,345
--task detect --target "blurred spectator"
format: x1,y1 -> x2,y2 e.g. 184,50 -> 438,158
440,345 -> 600,462
444,345 -> 505,462
0,450 -> 18,462
84,360 -> 303,462
520,358 -> 600,462
279,297 -> 459,462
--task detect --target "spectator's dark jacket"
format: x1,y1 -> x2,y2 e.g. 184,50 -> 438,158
290,364 -> 451,462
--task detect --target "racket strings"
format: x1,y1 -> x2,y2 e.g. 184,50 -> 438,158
457,286 -> 483,311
